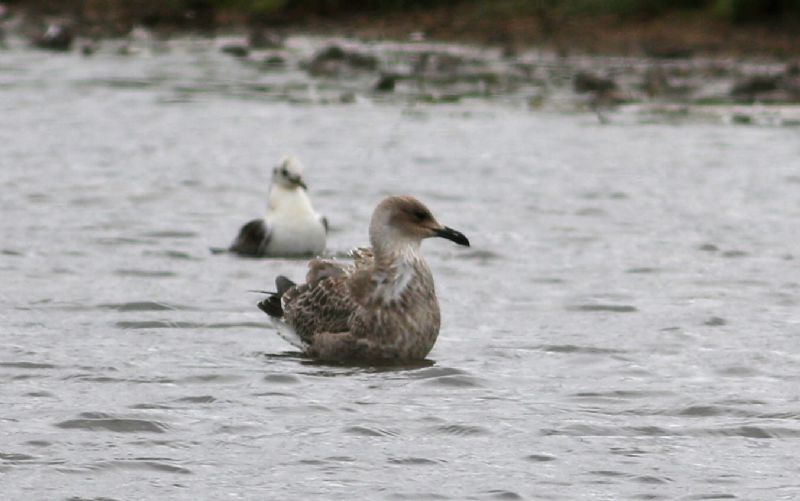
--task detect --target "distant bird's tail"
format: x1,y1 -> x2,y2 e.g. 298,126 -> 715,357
257,275 -> 296,318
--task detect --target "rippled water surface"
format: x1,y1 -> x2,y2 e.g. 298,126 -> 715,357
2,38 -> 800,500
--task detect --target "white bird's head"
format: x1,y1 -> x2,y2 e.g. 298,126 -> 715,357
369,195 -> 470,253
272,156 -> 307,191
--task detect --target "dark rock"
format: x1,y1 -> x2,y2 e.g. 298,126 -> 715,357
642,67 -> 691,99
413,51 -> 465,77
342,50 -> 378,70
643,67 -> 669,97
262,54 -> 286,68
248,28 -> 283,49
731,74 -> 780,102
731,113 -> 753,124
34,23 -> 74,51
642,40 -> 693,60
221,43 -> 249,58
374,74 -> 396,92
80,41 -> 97,56
501,45 -> 518,60
736,78 -> 800,103
307,47 -> 344,76
573,71 -> 616,93
780,63 -> 800,101
307,45 -> 379,77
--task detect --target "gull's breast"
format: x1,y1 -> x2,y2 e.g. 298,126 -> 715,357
267,213 -> 326,256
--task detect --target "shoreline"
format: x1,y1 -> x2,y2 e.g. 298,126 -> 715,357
5,2 -> 800,60
4,2 -> 800,121
287,8 -> 800,60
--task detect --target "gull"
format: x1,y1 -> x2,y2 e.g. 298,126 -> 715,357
257,195 -> 469,362
229,156 -> 327,257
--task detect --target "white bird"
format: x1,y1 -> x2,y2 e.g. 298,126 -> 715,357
257,195 -> 470,362
229,156 -> 327,257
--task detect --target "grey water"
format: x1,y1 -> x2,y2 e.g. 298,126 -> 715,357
2,37 -> 800,500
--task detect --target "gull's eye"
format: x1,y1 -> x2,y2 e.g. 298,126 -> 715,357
413,210 -> 427,221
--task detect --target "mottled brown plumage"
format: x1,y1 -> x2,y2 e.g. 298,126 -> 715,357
258,195 -> 470,363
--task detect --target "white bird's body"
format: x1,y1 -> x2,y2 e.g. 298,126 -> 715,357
230,156 -> 327,258
261,184 -> 326,256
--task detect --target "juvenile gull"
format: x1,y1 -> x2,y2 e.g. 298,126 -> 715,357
258,195 -> 469,362
229,156 -> 327,257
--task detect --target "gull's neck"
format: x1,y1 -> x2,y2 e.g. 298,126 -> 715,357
267,184 -> 315,216
371,234 -> 424,271
371,238 -> 425,303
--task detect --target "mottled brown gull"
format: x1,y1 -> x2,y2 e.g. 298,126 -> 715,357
229,156 -> 327,257
257,195 -> 470,362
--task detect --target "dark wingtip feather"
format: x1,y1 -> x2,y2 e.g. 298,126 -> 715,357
275,275 -> 296,295
257,295 -> 283,318
257,275 -> 297,318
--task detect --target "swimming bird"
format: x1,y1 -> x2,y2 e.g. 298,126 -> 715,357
257,195 -> 469,362
229,156 -> 327,257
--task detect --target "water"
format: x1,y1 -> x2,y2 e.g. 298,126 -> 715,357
2,37 -> 800,500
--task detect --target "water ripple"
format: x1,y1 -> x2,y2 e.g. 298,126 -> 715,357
420,374 -> 485,388
343,425 -> 399,437
98,301 -> 190,311
174,395 -> 218,404
114,269 -> 177,278
115,320 -> 203,329
263,373 -> 302,384
55,413 -> 169,433
407,367 -> 469,379
532,344 -> 626,355
0,452 -> 36,462
542,424 -> 800,438
568,304 -> 639,313
140,230 -> 197,238
0,361 -> 57,369
87,459 -> 192,475
115,320 -> 264,329
478,490 -> 524,500
432,424 -> 490,436
387,457 -> 441,465
572,390 -> 675,399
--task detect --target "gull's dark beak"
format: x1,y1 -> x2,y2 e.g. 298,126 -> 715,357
290,175 -> 307,190
433,226 -> 470,247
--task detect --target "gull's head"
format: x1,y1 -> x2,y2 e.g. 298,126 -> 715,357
272,156 -> 307,191
369,195 -> 470,252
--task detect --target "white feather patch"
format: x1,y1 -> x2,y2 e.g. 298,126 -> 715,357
270,317 -> 309,350
379,261 -> 415,304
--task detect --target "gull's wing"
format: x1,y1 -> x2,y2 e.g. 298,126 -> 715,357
229,218 -> 271,256
282,274 -> 355,344
281,250 -> 374,344
349,246 -> 373,265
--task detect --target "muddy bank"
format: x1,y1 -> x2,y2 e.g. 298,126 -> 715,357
6,1 -> 800,58
3,2 -> 800,125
